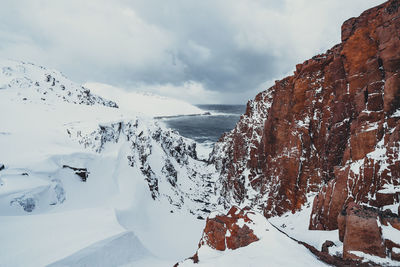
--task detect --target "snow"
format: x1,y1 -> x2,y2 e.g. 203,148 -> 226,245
0,207 -> 126,267
378,184 -> 400,194
269,194 -> 341,255
382,223 -> 400,246
348,251 -> 400,266
48,232 -> 152,267
392,109 -> 400,118
85,82 -> 205,118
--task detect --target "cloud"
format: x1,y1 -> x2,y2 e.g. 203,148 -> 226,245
0,0 -> 385,103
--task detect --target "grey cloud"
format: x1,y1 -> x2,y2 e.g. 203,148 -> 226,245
0,0 -> 386,103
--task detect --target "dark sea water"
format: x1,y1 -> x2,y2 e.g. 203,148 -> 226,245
159,104 -> 246,145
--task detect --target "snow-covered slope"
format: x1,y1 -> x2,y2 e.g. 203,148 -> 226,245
0,59 -> 118,107
85,82 -> 205,118
0,59 -> 215,266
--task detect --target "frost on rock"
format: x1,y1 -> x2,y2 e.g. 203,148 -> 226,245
11,196 -> 36,212
209,89 -> 275,211
68,118 -> 219,217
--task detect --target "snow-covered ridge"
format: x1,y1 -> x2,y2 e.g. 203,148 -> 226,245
0,59 -> 118,107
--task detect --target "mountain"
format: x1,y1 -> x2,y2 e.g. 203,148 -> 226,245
0,59 -> 219,266
182,0 -> 400,265
0,61 -> 337,267
2,1 -> 400,266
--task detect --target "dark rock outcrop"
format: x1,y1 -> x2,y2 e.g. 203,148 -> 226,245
321,240 -> 335,253
199,206 -> 259,251
62,165 -> 89,182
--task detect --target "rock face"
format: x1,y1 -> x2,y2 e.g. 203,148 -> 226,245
198,206 -> 259,251
211,0 -> 400,226
338,202 -> 400,261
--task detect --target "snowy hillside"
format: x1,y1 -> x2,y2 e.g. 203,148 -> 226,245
0,59 -> 118,107
0,60 -> 217,266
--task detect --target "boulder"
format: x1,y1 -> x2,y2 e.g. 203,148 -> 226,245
339,202 -> 400,262
341,203 -> 386,260
321,240 -> 335,253
62,165 -> 89,182
199,206 -> 259,251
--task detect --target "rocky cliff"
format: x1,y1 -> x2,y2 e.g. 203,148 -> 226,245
211,0 -> 400,222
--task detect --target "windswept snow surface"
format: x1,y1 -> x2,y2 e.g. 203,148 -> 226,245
0,60 -> 327,267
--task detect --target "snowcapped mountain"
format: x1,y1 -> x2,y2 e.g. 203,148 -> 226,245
0,59 -> 220,266
0,59 -> 118,107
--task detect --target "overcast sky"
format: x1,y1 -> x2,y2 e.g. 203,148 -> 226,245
0,0 -> 385,104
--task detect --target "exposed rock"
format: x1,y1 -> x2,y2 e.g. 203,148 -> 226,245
62,165 -> 89,182
336,202 -> 400,263
208,1 -> 400,265
321,240 -> 335,253
210,0 -> 400,227
176,206 -> 260,266
341,203 -> 386,260
199,206 -> 259,251
0,163 -> 4,171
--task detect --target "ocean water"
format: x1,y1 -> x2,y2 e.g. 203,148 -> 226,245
159,104 -> 246,157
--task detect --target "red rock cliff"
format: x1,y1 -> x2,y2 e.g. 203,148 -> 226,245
211,0 -> 400,227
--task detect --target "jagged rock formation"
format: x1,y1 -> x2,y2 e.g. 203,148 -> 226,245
211,0 -> 400,223
67,119 -> 218,217
210,0 -> 400,263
